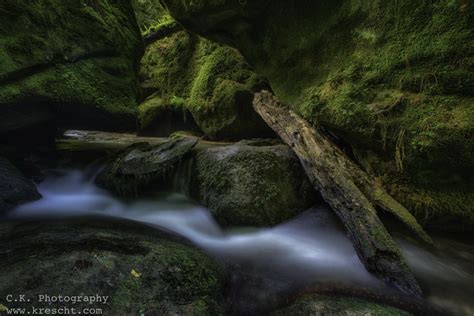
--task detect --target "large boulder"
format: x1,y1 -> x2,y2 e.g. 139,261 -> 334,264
0,157 -> 41,213
96,137 -> 198,196
190,140 -> 317,226
137,93 -> 202,137
0,218 -> 224,315
135,1 -> 272,140
162,0 -> 474,229
0,0 -> 144,142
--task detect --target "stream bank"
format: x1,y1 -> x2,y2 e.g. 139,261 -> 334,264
1,131 -> 473,315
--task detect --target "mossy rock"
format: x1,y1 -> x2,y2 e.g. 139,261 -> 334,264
163,0 -> 474,229
0,157 -> 41,214
132,0 -> 174,37
138,93 -> 202,137
136,1 -> 272,140
0,0 -> 143,141
190,140 -> 317,226
272,294 -> 410,316
96,137 -> 199,196
0,218 -> 224,315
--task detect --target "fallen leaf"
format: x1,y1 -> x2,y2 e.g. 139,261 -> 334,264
131,269 -> 141,278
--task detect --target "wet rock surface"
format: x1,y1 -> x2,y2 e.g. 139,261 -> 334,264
0,157 -> 41,213
190,140 -> 318,226
96,137 -> 199,196
0,218 -> 224,315
271,294 -> 410,316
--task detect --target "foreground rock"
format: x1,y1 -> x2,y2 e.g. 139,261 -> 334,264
191,140 -> 317,226
96,137 -> 198,196
0,218 -> 224,315
162,0 -> 474,229
0,157 -> 40,213
0,0 -> 143,142
272,294 -> 410,316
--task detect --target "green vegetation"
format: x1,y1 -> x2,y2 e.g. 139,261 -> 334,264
163,0 -> 474,228
191,140 -> 317,226
135,0 -> 271,139
0,220 -> 224,315
140,29 -> 271,139
0,0 -> 143,135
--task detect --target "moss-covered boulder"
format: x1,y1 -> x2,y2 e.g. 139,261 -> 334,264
272,294 -> 410,316
138,93 -> 201,136
190,140 -> 317,226
96,137 -> 198,196
0,157 -> 41,213
0,0 -> 143,141
132,0 -> 172,35
135,1 -> 272,139
163,0 -> 474,229
0,218 -> 224,315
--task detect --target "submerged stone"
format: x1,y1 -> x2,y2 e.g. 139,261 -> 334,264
0,157 -> 41,213
96,137 -> 199,196
191,140 -> 318,226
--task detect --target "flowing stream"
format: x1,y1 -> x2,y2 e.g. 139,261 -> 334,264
5,167 -> 474,315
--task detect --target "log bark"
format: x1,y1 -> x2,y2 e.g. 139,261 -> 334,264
253,90 -> 429,297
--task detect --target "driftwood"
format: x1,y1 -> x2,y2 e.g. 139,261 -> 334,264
253,91 -> 431,297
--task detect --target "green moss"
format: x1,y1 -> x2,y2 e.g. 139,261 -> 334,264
132,0 -> 173,36
138,93 -> 190,132
0,0 -> 143,132
111,240 -> 223,315
191,141 -> 316,226
138,8 -> 271,139
0,220 -> 224,315
163,0 -> 474,227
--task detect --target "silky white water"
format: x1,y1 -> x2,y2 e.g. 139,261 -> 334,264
7,168 -> 474,315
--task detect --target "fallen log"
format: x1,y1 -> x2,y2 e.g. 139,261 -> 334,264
253,90 -> 430,297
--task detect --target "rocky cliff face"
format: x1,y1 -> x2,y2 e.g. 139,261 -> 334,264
0,0 -> 144,141
134,0 -> 273,140
161,0 -> 474,229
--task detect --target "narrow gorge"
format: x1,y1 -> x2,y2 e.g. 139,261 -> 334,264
0,1 -> 473,315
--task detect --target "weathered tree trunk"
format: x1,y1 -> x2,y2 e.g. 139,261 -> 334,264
253,90 -> 430,297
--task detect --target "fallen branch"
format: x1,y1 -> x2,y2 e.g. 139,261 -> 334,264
253,90 -> 430,297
